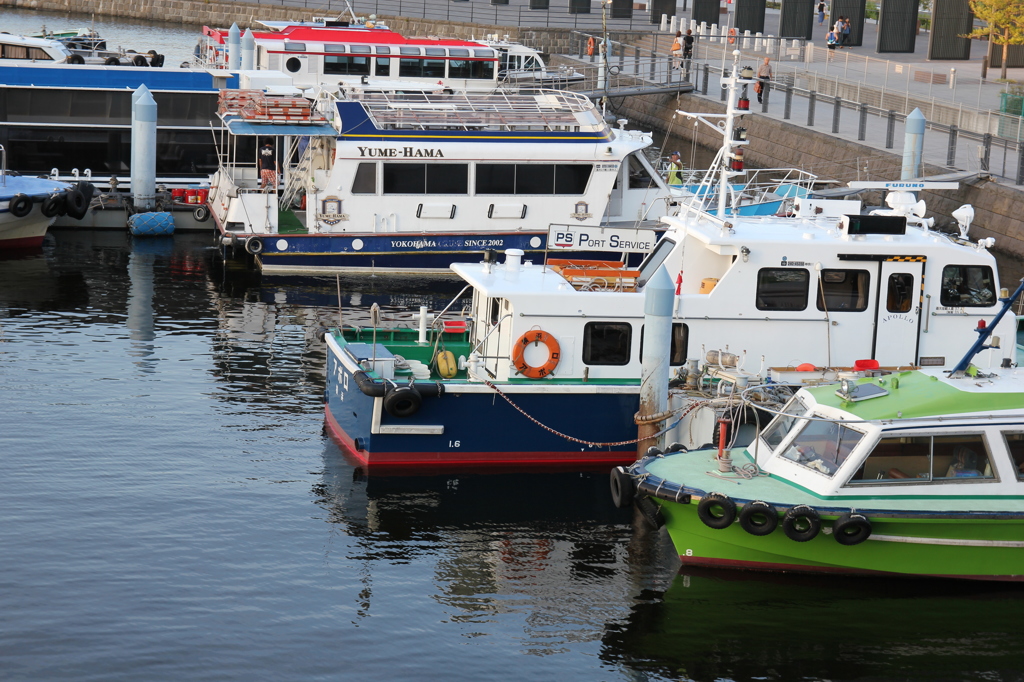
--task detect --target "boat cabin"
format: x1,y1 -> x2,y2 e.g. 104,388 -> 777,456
0,35 -> 71,64
753,369 -> 1024,499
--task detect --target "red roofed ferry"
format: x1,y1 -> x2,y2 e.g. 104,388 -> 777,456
197,22 -> 501,93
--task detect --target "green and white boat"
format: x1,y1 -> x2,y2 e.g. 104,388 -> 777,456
615,286 -> 1024,580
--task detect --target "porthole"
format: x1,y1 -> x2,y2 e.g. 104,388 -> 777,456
285,57 -> 302,73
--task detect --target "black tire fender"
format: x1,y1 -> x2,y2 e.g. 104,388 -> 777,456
64,188 -> 89,220
609,466 -> 634,509
738,500 -> 779,536
383,385 -> 422,418
8,193 -> 32,218
104,56 -> 121,66
782,505 -> 822,542
41,193 -> 67,217
68,53 -> 85,65
635,495 -> 665,529
833,512 -> 872,546
245,237 -> 263,255
133,54 -> 149,66
193,205 -> 210,222
697,492 -> 736,530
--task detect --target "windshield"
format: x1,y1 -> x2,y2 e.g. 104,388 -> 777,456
777,417 -> 865,477
760,395 -> 808,451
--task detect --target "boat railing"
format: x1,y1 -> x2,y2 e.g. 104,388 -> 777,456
352,89 -> 601,132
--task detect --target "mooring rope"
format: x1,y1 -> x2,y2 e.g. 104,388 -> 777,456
483,379 -> 709,447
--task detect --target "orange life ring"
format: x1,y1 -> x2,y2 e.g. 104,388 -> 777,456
728,28 -> 737,44
512,330 -> 561,379
586,36 -> 595,57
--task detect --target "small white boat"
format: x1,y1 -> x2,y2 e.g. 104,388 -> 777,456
0,145 -> 75,249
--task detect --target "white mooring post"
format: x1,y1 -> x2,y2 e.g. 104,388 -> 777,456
902,108 -> 926,180
130,85 -> 149,192
637,266 -> 674,459
132,88 -> 157,210
241,29 -> 255,71
228,22 -> 241,71
661,14 -> 668,31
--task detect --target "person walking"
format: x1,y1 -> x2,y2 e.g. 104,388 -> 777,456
670,31 -> 682,69
756,56 -> 772,104
683,29 -> 694,61
817,1 -> 826,26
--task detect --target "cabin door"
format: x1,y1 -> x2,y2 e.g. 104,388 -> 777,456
873,260 -> 925,366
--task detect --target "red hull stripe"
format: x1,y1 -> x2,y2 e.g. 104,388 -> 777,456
323,406 -> 634,468
0,234 -> 45,249
679,555 -> 1024,582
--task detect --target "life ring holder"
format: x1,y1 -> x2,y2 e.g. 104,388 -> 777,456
728,27 -> 737,44
586,36 -> 595,57
511,329 -> 560,379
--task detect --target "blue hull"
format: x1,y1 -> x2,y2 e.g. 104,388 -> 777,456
325,349 -> 641,468
231,230 -> 649,273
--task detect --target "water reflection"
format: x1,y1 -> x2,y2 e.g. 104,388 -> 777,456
602,567 -> 1024,681
313,439 -> 681,648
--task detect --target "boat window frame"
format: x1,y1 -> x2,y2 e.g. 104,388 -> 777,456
284,42 -> 307,52
757,394 -> 810,456
773,415 -> 868,479
582,321 -> 633,366
1001,430 -> 1024,480
815,268 -> 871,313
842,430 -> 999,487
939,264 -> 997,308
324,44 -> 346,53
755,267 -> 810,311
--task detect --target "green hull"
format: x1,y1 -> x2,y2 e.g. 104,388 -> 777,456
654,499 -> 1024,580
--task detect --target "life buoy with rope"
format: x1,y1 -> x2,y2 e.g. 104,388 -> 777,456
728,28 -> 737,44
512,329 -> 560,379
586,36 -> 595,57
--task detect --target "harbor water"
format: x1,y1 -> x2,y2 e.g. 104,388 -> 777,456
4,8 -> 1024,680
4,229 -> 1024,681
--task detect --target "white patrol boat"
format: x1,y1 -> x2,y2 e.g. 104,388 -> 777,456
477,35 -> 585,86
0,34 -> 73,64
319,53 -> 1015,470
208,87 -> 677,274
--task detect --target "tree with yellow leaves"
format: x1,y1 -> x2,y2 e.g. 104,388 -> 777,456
967,0 -> 1024,80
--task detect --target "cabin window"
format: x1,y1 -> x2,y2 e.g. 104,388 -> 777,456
324,55 -> 370,75
628,154 -> 655,188
582,322 -> 632,366
475,164 -> 592,195
636,238 -> 676,288
284,43 -> 306,51
324,44 -> 345,52
846,433 -> 994,484
448,60 -> 474,78
374,58 -> 391,76
376,46 -> 391,54
523,56 -> 540,69
760,396 -> 808,450
816,269 -> 870,312
756,268 -> 809,311
886,273 -> 914,313
382,163 -> 468,194
400,47 -> 422,56
2,45 -> 29,59
285,57 -> 302,73
471,60 -> 496,79
352,163 -> 376,194
777,417 -> 865,477
425,48 -> 446,56
1002,432 -> 1024,479
350,45 -> 371,54
940,265 -> 996,307
32,48 -> 55,60
423,59 -> 447,78
399,58 -> 424,77
449,49 -> 470,57
639,323 -> 688,366
474,49 -> 496,58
